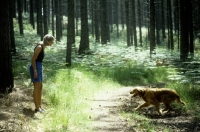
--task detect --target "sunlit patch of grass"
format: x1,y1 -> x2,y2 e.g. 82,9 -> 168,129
40,66 -> 120,131
166,82 -> 200,118
86,63 -> 169,86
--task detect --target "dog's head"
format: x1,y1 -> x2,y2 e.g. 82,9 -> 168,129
130,87 -> 146,98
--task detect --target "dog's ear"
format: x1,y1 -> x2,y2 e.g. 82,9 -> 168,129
137,89 -> 146,97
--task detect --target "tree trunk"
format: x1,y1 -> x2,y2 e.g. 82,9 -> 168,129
125,0 -> 131,46
180,0 -> 189,59
9,0 -> 16,54
30,0 -> 35,29
94,0 -> 100,42
156,0 -> 161,45
161,0 -> 166,40
188,0 -> 194,55
75,0 -> 80,36
167,0 -> 174,50
115,0 -> 119,38
52,0 -> 55,37
17,0 -> 24,35
131,0 -> 137,48
174,0 -> 180,49
79,0 -> 89,54
137,0 -> 142,47
36,0 -> 43,40
150,0 -> 156,56
120,0 -> 125,30
43,0 -> 48,35
0,0 -> 13,93
55,0 -> 61,41
66,0 -> 75,67
100,0 -> 108,44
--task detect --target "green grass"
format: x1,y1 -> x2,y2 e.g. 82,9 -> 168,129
34,65 -> 120,131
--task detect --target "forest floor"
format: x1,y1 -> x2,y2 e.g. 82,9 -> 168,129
0,85 -> 200,132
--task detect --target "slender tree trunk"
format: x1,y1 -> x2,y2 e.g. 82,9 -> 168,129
94,0 -> 100,42
156,0 -> 161,45
17,0 -> 24,35
79,0 -> 89,54
30,0 -> 35,29
180,0 -> 189,59
91,1 -> 94,38
188,0 -> 194,55
66,0 -> 75,67
52,0 -> 55,37
13,0 -> 17,18
116,0 -> 119,38
137,0 -> 142,47
75,0 -> 79,36
43,0 -> 48,35
161,0 -> 166,40
150,0 -> 156,56
167,0 -> 174,50
55,0 -> 61,41
131,0 -> 137,48
9,0 -> 16,54
174,0 -> 180,49
59,0 -> 63,37
125,0 -> 131,46
120,0 -> 125,29
100,0 -> 108,44
36,0 -> 43,40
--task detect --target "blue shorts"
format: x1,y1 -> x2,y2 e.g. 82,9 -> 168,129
29,62 -> 43,82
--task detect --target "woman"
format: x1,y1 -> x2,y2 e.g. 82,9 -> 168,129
30,34 -> 54,112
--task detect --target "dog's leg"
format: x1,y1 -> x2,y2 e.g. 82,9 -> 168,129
135,103 -> 150,111
154,103 -> 163,115
162,103 -> 172,113
177,98 -> 186,106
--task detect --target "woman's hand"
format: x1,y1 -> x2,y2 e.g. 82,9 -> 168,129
34,71 -> 38,78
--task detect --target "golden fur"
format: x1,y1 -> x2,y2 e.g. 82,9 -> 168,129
130,87 -> 186,115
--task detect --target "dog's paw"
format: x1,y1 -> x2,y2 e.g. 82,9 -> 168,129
134,108 -> 139,111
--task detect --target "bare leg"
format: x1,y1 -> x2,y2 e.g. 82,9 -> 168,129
38,83 -> 43,109
33,82 -> 40,110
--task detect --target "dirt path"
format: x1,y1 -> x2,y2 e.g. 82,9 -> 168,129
87,87 -> 133,132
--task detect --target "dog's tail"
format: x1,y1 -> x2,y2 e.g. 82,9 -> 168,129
176,96 -> 186,105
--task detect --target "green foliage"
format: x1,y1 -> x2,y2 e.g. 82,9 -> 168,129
90,63 -> 169,86
167,83 -> 200,113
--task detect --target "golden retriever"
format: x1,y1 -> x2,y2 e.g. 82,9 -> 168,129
130,87 -> 186,115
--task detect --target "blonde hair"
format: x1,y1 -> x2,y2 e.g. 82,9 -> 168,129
43,34 -> 54,45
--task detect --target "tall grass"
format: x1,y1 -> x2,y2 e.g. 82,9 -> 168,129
40,65 -> 120,131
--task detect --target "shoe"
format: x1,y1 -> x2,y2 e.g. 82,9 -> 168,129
35,108 -> 45,113
40,108 -> 45,112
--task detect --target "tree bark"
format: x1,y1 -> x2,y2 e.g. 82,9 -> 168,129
150,0 -> 156,56
66,0 -> 75,67
0,0 -> 13,93
79,0 -> 89,54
